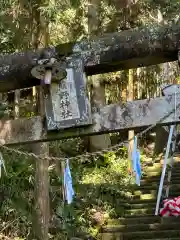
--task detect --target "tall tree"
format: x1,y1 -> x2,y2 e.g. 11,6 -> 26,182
154,9 -> 169,156
128,69 -> 134,172
30,1 -> 50,239
88,0 -> 111,152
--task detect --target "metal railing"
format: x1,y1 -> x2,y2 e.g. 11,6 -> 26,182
155,125 -> 177,215
165,127 -> 177,199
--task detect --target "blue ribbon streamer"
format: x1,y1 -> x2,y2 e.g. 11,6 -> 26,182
63,159 -> 75,204
132,136 -> 141,186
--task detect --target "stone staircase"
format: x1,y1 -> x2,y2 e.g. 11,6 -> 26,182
101,158 -> 180,240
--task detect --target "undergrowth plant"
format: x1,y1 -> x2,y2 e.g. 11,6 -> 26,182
0,140 -> 149,239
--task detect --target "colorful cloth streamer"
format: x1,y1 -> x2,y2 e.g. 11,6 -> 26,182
160,196 -> 180,217
63,159 -> 75,204
132,136 -> 141,186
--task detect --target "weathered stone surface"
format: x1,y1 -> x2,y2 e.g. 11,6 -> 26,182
1,94 -> 180,145
47,93 -> 180,140
0,23 -> 180,92
0,116 -> 42,145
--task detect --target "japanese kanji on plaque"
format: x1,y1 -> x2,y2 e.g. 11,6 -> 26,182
45,58 -> 92,131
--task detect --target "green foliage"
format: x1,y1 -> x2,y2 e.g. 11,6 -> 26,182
0,149 -> 34,238
0,140 -> 135,239
48,142 -> 134,239
0,0 -> 179,239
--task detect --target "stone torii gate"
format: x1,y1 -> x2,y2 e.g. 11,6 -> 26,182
0,23 -> 180,145
1,22 -> 180,239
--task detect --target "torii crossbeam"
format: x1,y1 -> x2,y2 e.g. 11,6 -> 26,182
0,23 -> 180,92
0,85 -> 180,146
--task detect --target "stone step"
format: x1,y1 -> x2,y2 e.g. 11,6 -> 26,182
107,216 -> 161,225
170,175 -> 180,181
120,202 -> 156,209
173,154 -> 180,159
132,184 -> 180,196
102,222 -> 180,233
123,192 -> 179,203
140,177 -> 160,184
108,201 -> 156,211
141,175 -> 180,183
101,230 -> 180,240
113,198 -> 157,205
169,190 -> 180,197
169,170 -> 180,175
143,171 -> 180,178
141,239 -> 180,240
122,213 -> 157,219
122,230 -> 180,240
139,178 -> 179,187
133,183 -> 180,191
145,162 -> 180,172
145,166 -> 162,173
144,169 -> 180,175
132,189 -> 157,196
143,171 -> 161,177
124,203 -> 180,216
107,216 -> 180,225
122,193 -> 156,201
143,239 -> 180,240
171,178 -> 180,184
130,193 -> 156,200
101,161 -> 180,239
124,208 -> 155,217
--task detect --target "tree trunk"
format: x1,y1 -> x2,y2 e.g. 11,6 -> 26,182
31,3 -> 50,240
88,0 -> 111,152
154,62 -> 170,156
154,126 -> 169,156
154,10 -> 170,156
89,79 -> 111,151
128,69 -> 134,171
32,90 -> 50,237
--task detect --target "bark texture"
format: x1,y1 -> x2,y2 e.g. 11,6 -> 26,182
128,69 -> 134,169
88,0 -> 111,152
31,4 -> 50,240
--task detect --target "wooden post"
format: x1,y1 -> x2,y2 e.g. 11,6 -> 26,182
31,6 -> 50,240
33,90 -> 50,239
33,140 -> 49,240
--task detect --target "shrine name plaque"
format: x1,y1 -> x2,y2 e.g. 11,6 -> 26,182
45,58 -> 92,131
